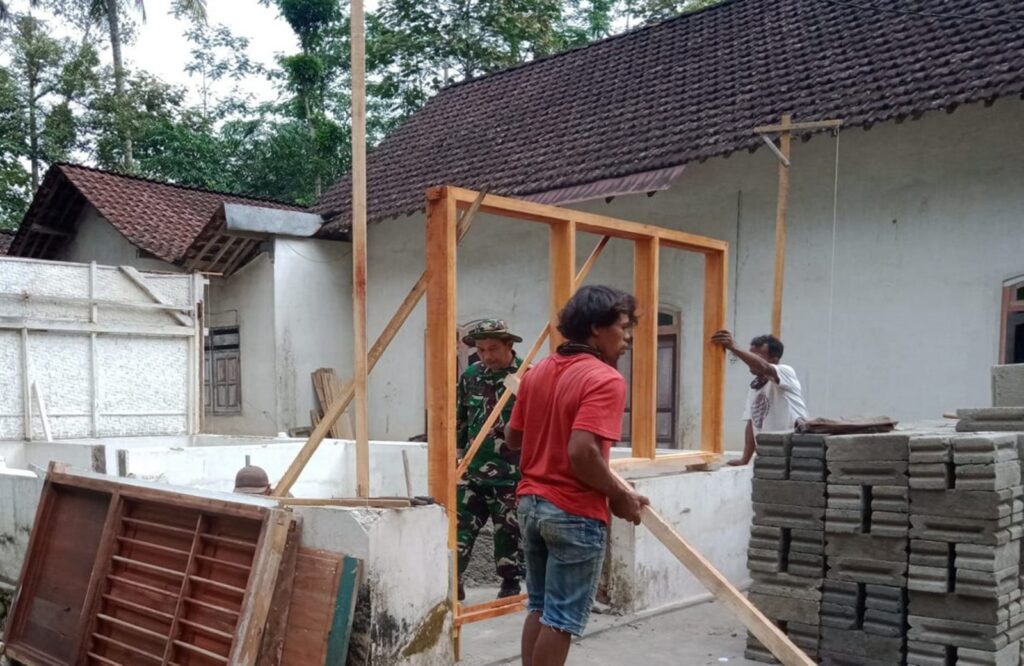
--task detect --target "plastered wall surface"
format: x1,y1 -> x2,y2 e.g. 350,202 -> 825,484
0,470 -> 42,585
59,206 -> 183,274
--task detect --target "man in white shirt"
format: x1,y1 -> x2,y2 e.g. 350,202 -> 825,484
711,330 -> 808,466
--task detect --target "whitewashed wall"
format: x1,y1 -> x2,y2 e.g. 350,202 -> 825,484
0,257 -> 203,440
60,205 -> 183,273
351,98 -> 1024,448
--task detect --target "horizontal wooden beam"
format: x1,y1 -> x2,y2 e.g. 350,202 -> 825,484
437,186 -> 728,255
29,224 -> 72,237
276,497 -> 411,508
455,595 -> 527,626
610,451 -> 719,473
753,119 -> 844,134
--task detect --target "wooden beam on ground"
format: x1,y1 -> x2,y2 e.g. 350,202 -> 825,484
351,0 -> 370,498
270,191 -> 485,498
631,237 -> 659,459
455,235 -> 610,478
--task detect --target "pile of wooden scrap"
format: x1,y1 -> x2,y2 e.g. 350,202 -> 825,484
311,368 -> 355,439
1,464 -> 361,666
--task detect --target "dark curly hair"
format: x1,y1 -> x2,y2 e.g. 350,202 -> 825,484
557,285 -> 637,344
750,334 -> 784,360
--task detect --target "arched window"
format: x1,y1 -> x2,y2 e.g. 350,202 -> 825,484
1001,277 -> 1024,364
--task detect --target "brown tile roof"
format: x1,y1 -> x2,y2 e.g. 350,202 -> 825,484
9,164 -> 306,262
316,0 -> 1024,233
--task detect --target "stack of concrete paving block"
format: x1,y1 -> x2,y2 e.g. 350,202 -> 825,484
745,432 -> 827,663
906,433 -> 1024,666
820,433 -> 911,665
957,408 -> 1024,433
993,364 -> 1024,407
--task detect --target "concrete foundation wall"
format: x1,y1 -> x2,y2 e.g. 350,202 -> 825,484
0,470 -> 43,585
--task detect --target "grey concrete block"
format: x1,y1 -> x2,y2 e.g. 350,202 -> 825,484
992,364 -> 1024,407
751,479 -> 826,507
753,503 -> 825,530
906,640 -> 951,666
821,602 -> 860,629
955,462 -> 1021,491
748,547 -> 784,573
910,487 -> 1019,520
749,525 -> 785,551
907,564 -> 950,593
787,621 -> 821,653
788,551 -> 826,578
907,615 -> 1010,651
756,432 -> 792,457
955,565 -> 1020,598
910,514 -> 1021,545
828,460 -> 908,486
791,434 -> 826,459
910,539 -> 952,567
825,508 -> 864,534
827,484 -> 867,511
959,641 -> 1021,666
826,533 -> 908,562
822,579 -> 862,607
754,454 -> 788,480
789,456 -> 827,482
826,434 -> 910,462
958,408 -> 1024,421
748,592 -> 820,625
910,463 -> 954,490
957,420 -> 1024,433
819,651 -> 892,666
909,436 -> 952,464
956,541 -> 1022,572
872,511 -> 910,537
819,627 -> 904,662
791,529 -> 826,553
750,572 -> 823,595
827,557 -> 907,587
909,590 -> 1015,624
953,434 -> 1020,464
863,609 -> 905,637
872,485 -> 910,512
865,584 -> 905,614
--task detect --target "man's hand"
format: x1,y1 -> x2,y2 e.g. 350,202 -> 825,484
609,488 -> 650,525
727,457 -> 751,467
711,329 -> 736,350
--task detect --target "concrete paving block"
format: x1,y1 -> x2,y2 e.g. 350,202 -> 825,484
821,602 -> 860,629
825,508 -> 864,534
909,590 -> 1013,624
748,547 -> 784,573
826,434 -> 910,462
754,454 -> 788,480
750,572 -> 823,595
909,436 -> 953,465
956,542 -> 1023,573
872,510 -> 910,537
910,462 -> 954,490
910,487 -> 1018,520
753,502 -> 825,530
819,627 -> 905,662
822,579 -> 862,607
906,640 -> 951,666
788,551 -> 826,578
955,462 -> 1021,491
958,408 -> 1024,421
958,641 -> 1021,666
872,485 -> 910,512
865,584 -> 906,614
907,564 -> 951,593
791,434 -> 826,459
749,525 -> 785,551
957,421 -> 1024,433
791,529 -> 826,553
789,456 -> 827,482
863,609 -> 905,637
992,364 -> 1024,407
955,565 -> 1020,598
827,557 -> 907,587
910,539 -> 952,567
827,484 -> 867,511
907,615 -> 1010,651
787,621 -> 821,653
751,479 -> 826,507
826,533 -> 908,562
819,650 -> 892,666
910,514 -> 1019,545
828,460 -> 908,486
756,432 -> 792,457
953,434 -> 1021,464
748,592 -> 820,625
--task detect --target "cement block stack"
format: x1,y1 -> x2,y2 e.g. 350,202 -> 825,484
906,433 -> 1024,665
957,408 -> 1024,433
745,433 -> 827,663
820,433 -> 911,665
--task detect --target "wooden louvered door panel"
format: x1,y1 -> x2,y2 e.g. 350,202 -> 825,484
83,499 -> 262,666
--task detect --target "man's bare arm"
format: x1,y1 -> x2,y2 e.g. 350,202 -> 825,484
567,430 -> 649,524
728,420 -> 756,466
710,330 -> 779,382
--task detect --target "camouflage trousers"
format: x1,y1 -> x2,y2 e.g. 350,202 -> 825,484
457,481 -> 524,583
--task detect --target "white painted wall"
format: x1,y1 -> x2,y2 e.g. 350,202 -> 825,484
353,99 -> 1024,448
59,205 -> 181,273
0,470 -> 43,585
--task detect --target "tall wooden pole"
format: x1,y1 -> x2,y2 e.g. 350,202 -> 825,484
350,0 -> 370,498
770,113 -> 792,339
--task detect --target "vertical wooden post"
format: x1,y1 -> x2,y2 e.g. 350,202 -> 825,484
425,188 -> 458,653
701,248 -> 728,454
632,237 -> 659,459
548,221 -> 576,351
771,113 -> 792,338
350,0 -> 370,498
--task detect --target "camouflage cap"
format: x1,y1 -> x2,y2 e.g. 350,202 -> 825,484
462,319 -> 523,346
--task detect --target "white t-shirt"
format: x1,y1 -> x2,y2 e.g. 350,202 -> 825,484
742,364 -> 808,434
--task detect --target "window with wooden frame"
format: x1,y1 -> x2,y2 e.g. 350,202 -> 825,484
1001,277 -> 1024,365
619,309 -> 681,448
204,326 -> 242,415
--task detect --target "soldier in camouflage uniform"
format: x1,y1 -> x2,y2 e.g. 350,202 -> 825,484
457,319 -> 525,600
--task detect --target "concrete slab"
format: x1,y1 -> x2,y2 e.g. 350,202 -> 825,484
752,503 -> 824,531
872,511 -> 910,537
953,434 -> 1021,464
827,557 -> 907,587
819,627 -> 904,661
826,533 -> 908,562
747,592 -> 820,625
827,461 -> 908,486
992,364 -> 1024,407
956,565 -> 1020,598
790,434 -> 826,459
909,436 -> 952,464
910,539 -> 951,568
790,529 -> 826,554
827,485 -> 866,511
825,434 -> 910,462
865,584 -> 906,613
753,455 -> 787,480
959,641 -> 1021,666
910,514 -> 1021,545
749,575 -> 822,598
907,614 -> 1010,651
755,433 -> 791,457
907,564 -> 950,593
872,485 -> 910,512
909,463 -> 954,490
909,590 -> 1015,624
956,541 -> 1023,572
957,408 -> 1024,421
956,421 -> 1024,432
750,479 -> 825,507
824,508 -> 864,534
910,487 -> 1019,519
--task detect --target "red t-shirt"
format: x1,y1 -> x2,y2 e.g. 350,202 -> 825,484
510,353 -> 627,524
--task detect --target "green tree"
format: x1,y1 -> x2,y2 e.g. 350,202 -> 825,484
184,22 -> 263,123
0,68 -> 31,229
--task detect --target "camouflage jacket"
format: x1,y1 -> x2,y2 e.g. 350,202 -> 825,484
457,356 -> 523,486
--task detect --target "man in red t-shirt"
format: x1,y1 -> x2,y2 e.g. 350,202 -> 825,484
506,285 -> 649,666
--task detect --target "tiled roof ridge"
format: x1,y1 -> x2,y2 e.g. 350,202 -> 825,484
54,162 -> 306,209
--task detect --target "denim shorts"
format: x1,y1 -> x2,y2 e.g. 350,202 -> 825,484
517,494 -> 607,637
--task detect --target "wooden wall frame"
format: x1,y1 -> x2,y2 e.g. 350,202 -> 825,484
425,186 -> 728,646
